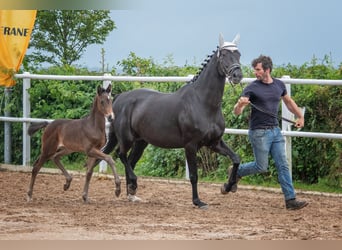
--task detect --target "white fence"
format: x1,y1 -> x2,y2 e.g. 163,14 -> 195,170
1,73 -> 342,172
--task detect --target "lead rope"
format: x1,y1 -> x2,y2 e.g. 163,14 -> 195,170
249,102 -> 296,125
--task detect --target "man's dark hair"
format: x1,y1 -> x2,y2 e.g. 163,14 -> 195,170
252,55 -> 273,72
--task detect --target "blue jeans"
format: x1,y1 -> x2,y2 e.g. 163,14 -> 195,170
237,127 -> 296,201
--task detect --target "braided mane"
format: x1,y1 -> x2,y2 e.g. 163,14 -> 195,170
188,47 -> 218,84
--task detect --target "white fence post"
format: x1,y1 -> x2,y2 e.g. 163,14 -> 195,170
99,73 -> 112,173
185,160 -> 190,180
22,72 -> 31,166
281,76 -> 293,176
4,87 -> 12,163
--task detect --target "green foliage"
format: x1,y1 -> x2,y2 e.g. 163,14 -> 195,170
137,146 -> 185,178
29,66 -> 98,120
28,10 -> 115,66
0,84 -> 24,163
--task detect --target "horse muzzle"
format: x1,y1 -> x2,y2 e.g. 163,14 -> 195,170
106,113 -> 115,122
224,63 -> 243,84
227,67 -> 243,84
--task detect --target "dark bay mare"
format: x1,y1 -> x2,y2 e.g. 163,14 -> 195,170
26,85 -> 121,202
103,34 -> 242,209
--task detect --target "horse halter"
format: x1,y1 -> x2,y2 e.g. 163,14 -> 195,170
227,64 -> 242,82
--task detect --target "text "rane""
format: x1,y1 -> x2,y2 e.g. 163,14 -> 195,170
2,26 -> 30,36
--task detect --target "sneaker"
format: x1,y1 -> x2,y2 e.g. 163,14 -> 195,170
228,167 -> 240,193
285,199 -> 308,210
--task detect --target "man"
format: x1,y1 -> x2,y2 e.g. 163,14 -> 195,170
232,55 -> 308,210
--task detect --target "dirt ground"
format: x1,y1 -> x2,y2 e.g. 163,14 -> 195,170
0,165 -> 341,240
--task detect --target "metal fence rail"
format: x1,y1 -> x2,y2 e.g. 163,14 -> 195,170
224,128 -> 342,139
1,73 -> 341,169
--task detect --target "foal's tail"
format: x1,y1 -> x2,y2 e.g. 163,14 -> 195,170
27,122 -> 49,136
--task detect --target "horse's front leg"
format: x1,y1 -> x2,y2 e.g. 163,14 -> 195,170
53,154 -> 73,191
86,149 -> 121,199
209,139 -> 240,194
185,146 -> 208,209
103,154 -> 121,198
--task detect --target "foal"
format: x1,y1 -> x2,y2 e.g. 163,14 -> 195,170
27,84 -> 121,202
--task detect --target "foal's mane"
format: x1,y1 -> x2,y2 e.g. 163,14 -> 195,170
82,88 -> 105,119
188,47 -> 218,84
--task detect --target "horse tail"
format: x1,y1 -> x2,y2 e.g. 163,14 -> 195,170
27,122 -> 49,136
101,123 -> 118,155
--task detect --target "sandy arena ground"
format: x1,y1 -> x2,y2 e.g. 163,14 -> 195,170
0,165 -> 341,240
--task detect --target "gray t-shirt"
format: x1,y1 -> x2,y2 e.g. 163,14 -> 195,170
242,78 -> 287,130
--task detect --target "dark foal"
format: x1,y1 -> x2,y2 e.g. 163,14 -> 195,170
27,85 -> 121,202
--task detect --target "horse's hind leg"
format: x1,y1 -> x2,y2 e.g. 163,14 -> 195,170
119,152 -> 137,196
52,155 -> 73,191
125,141 -> 148,201
27,156 -> 46,202
82,157 -> 96,203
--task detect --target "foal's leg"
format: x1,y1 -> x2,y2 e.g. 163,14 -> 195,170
27,155 -> 47,201
209,139 -> 240,193
52,151 -> 73,191
82,157 -> 97,202
104,154 -> 121,197
87,149 -> 121,199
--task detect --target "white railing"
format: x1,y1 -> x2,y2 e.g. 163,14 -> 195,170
1,73 -> 341,171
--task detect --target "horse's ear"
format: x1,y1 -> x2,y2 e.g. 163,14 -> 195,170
219,33 -> 224,48
106,84 -> 112,94
232,33 -> 240,45
97,85 -> 103,95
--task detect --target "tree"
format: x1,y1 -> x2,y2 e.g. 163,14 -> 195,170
28,10 -> 115,66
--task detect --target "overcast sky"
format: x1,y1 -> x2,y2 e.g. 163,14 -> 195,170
78,0 -> 342,70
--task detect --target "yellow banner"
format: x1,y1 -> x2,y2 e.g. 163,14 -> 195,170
0,10 -> 36,87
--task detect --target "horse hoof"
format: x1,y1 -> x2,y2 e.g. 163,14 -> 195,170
221,184 -> 229,195
64,177 -> 73,191
26,195 -> 32,202
83,199 -> 90,204
194,199 -> 208,209
82,194 -> 89,203
128,186 -> 137,195
199,204 -> 209,210
115,189 -> 121,197
64,182 -> 71,191
127,194 -> 141,202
